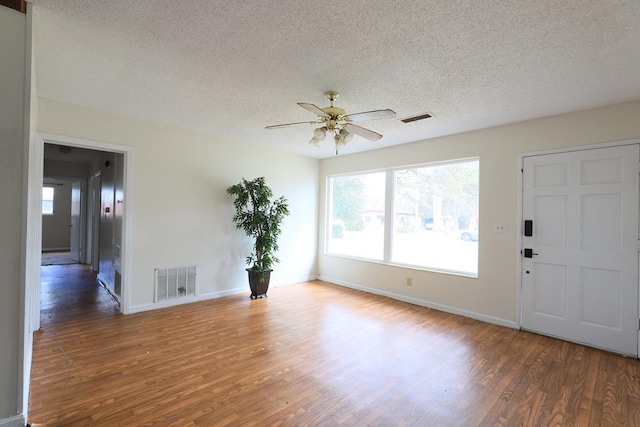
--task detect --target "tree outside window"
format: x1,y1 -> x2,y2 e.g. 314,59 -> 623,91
392,160 -> 479,275
328,172 -> 385,260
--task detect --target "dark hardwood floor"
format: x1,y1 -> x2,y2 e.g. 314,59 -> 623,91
40,264 -> 119,327
29,265 -> 640,426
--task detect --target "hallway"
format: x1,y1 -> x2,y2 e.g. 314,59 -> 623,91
40,264 -> 119,327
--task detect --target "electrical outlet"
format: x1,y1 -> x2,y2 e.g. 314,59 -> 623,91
406,277 -> 412,286
494,223 -> 506,233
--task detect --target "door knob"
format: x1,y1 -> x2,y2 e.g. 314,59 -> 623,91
524,248 -> 539,258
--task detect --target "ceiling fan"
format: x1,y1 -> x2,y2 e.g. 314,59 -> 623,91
265,91 -> 396,153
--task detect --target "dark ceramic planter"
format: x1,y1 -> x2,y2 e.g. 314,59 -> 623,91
247,269 -> 272,299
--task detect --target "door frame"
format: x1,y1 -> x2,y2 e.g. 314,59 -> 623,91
26,132 -> 134,332
517,138 -> 640,356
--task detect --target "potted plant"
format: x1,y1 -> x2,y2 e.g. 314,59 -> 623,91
227,177 -> 290,299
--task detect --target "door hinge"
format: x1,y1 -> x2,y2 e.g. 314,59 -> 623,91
637,240 -> 640,253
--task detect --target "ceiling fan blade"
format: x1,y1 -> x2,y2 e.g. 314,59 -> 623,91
265,121 -> 319,130
344,109 -> 396,122
298,103 -> 331,118
344,123 -> 383,141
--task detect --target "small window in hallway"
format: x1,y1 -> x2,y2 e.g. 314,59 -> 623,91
42,186 -> 54,214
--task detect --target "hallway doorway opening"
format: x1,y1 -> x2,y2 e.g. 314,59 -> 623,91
27,133 -> 133,333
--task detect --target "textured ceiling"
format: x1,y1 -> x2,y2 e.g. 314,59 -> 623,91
30,0 -> 640,159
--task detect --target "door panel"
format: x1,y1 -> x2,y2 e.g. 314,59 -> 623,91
534,195 -> 567,247
70,181 -> 82,262
532,263 -> 566,319
580,267 -> 620,328
582,193 -> 621,250
91,172 -> 101,272
522,144 -> 639,356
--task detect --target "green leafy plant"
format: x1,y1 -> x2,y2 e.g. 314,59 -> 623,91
227,177 -> 290,274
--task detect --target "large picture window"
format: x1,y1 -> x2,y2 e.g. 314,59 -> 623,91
327,158 -> 479,276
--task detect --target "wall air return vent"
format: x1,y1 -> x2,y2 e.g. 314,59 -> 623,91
400,113 -> 433,124
154,265 -> 196,303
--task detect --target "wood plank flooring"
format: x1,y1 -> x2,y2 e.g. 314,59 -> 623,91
29,265 -> 640,426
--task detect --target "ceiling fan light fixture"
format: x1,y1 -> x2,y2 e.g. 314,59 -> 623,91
309,136 -> 322,146
313,126 -> 328,140
338,128 -> 353,144
334,133 -> 347,148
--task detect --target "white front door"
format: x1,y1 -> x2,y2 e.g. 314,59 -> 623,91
521,144 -> 639,356
70,180 -> 82,262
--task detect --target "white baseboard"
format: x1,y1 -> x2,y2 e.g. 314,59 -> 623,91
318,275 -> 519,329
128,286 -> 247,314
97,277 -> 121,306
97,274 -> 119,298
0,415 -> 25,427
127,275 -> 316,315
270,275 -> 317,287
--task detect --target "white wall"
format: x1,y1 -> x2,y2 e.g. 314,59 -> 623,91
41,179 -> 72,251
318,101 -> 640,326
44,158 -> 89,178
0,5 -> 28,426
37,98 -> 319,310
22,2 -> 39,421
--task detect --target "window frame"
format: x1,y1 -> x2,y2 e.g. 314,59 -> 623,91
42,185 -> 55,215
326,157 -> 479,278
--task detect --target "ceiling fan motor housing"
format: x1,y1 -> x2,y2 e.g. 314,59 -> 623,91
321,107 -> 347,131
321,106 -> 346,118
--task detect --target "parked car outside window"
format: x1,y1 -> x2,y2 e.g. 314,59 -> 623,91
460,229 -> 478,242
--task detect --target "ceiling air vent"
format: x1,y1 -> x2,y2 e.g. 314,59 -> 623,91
400,113 -> 433,124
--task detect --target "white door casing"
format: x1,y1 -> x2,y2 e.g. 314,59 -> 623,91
32,132 -> 134,315
521,144 -> 639,356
